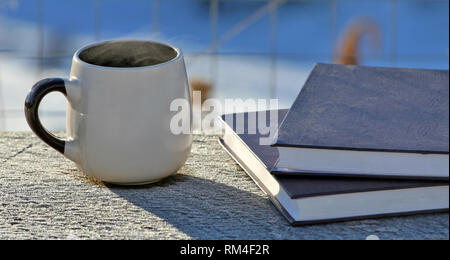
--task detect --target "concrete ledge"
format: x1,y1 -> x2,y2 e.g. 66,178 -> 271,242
0,132 -> 448,240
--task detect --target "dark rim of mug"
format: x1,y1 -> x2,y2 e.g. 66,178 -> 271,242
73,40 -> 182,70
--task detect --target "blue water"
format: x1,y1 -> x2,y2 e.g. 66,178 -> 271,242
1,0 -> 448,67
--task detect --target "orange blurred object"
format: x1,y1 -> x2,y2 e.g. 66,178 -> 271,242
334,18 -> 381,65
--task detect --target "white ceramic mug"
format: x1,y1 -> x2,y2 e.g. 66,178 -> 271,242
25,40 -> 192,185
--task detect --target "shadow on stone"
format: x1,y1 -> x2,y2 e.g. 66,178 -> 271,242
107,174 -> 289,239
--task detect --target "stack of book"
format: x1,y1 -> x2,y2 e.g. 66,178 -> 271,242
219,63 -> 449,225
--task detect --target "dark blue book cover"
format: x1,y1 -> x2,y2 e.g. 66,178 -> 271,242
273,63 -> 449,154
219,110 -> 448,224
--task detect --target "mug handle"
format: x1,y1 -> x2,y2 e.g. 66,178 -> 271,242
25,78 -> 80,162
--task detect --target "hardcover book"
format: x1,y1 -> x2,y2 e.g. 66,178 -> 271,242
273,64 -> 449,180
219,110 -> 449,225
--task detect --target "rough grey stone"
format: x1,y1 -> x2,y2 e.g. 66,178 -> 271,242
0,132 -> 448,240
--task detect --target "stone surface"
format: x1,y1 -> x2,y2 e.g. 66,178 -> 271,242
0,132 -> 448,240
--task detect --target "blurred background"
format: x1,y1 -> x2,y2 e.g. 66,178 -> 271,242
0,0 -> 448,131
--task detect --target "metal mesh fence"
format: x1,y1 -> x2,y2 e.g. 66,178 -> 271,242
0,0 -> 449,130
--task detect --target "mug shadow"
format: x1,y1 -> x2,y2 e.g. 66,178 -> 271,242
107,173 -> 290,239
97,170 -> 448,240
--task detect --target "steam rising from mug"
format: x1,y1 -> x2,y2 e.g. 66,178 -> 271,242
79,41 -> 178,68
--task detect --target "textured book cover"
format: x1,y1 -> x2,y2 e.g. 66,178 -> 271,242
273,63 -> 449,154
